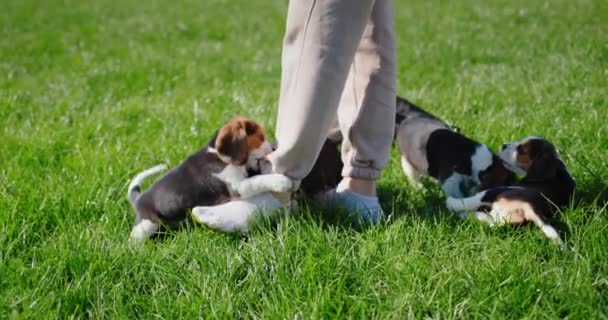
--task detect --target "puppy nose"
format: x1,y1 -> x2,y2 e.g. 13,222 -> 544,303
501,144 -> 508,150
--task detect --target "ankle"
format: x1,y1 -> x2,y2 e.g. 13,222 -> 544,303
338,177 -> 377,197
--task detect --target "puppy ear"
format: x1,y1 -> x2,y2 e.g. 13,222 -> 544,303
526,144 -> 559,180
242,120 -> 259,136
215,122 -> 248,165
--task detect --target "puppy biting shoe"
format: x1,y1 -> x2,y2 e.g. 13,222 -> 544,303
325,188 -> 384,226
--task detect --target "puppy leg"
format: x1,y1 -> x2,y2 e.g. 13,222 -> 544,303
489,202 -> 564,246
400,156 -> 423,189
236,174 -> 293,199
130,201 -> 160,243
130,219 -> 159,243
521,205 -> 564,246
445,192 -> 487,212
539,225 -> 564,247
446,192 -> 489,221
191,207 -> 232,231
473,211 -> 496,226
192,193 -> 283,233
441,175 -> 466,198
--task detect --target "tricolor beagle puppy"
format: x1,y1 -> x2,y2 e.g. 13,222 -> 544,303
394,97 -> 516,199
126,117 -> 293,242
446,137 -> 576,245
188,136 -> 345,234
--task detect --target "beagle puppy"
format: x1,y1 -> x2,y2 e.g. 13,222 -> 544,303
126,117 -> 293,242
188,136 -> 345,234
395,97 -> 516,198
446,137 -> 576,245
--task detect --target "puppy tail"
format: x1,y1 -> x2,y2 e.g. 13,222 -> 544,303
522,204 -> 564,247
127,164 -> 168,205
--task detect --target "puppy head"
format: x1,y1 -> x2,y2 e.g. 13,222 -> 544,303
499,137 -> 560,180
214,117 -> 272,169
478,156 -> 517,191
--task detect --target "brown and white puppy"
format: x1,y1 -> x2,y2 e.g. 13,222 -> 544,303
126,117 -> 293,242
446,137 -> 576,245
395,97 -> 516,199
189,136 -> 344,234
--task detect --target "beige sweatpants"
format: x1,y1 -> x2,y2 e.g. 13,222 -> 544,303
268,0 -> 396,182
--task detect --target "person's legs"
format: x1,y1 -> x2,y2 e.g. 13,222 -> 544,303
338,0 -> 396,183
192,0 -> 379,231
268,0 -> 376,181
325,0 -> 396,224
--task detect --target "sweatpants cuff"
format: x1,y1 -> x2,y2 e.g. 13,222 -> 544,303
342,165 -> 381,180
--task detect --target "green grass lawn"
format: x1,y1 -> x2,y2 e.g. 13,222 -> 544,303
1,0 -> 607,318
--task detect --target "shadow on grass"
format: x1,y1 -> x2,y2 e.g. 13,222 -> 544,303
149,216 -> 246,243
284,178 -> 462,233
377,181 -> 456,223
144,175 -> 601,241
574,177 -> 608,207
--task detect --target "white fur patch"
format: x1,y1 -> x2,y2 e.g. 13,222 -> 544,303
441,173 -> 470,198
213,164 -> 248,190
400,156 -> 423,189
471,145 -> 495,181
130,219 -> 158,242
473,211 -> 495,225
540,225 -> 561,242
445,191 -> 487,211
214,163 -> 292,199
192,193 -> 284,233
487,207 -> 508,226
499,143 -> 526,175
247,141 -> 273,170
128,164 -> 168,194
236,174 -> 293,199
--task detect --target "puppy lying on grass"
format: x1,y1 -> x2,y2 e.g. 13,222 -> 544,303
127,117 -> 293,243
446,137 -> 576,245
190,136 -> 344,233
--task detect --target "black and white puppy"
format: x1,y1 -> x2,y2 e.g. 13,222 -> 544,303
127,117 -> 293,242
394,97 -> 516,198
297,137 -> 344,201
446,137 -> 576,244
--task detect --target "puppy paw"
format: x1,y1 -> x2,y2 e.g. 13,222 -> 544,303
473,211 -> 495,225
129,219 -> 158,244
445,197 -> 459,211
192,206 -> 222,229
266,174 -> 293,192
192,203 -> 254,234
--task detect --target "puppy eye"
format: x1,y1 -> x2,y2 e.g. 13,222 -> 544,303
516,145 -> 525,154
